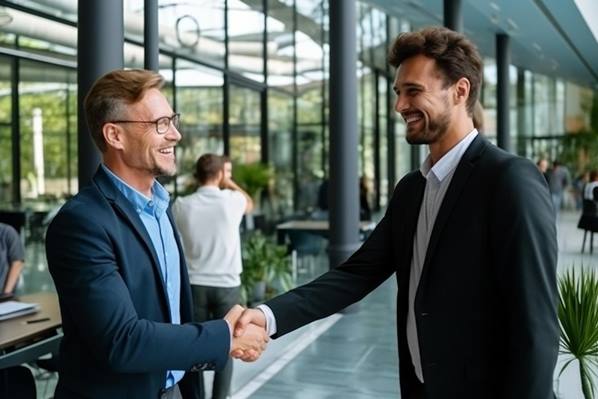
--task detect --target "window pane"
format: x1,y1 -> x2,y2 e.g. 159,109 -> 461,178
175,61 -> 224,194
19,60 -> 77,200
228,0 -> 264,82
229,85 -> 261,165
267,0 -> 294,92
268,90 -> 294,217
125,0 -> 226,67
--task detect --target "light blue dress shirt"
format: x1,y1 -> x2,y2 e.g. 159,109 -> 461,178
102,165 -> 183,388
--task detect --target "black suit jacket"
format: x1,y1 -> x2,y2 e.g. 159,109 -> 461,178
266,136 -> 558,398
46,167 -> 229,399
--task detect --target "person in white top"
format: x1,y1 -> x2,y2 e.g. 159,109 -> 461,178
584,170 -> 598,201
172,153 -> 253,399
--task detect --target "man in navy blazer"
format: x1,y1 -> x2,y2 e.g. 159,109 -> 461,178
234,27 -> 558,398
46,69 -> 268,399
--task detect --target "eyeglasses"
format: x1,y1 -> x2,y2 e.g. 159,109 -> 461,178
108,113 -> 180,135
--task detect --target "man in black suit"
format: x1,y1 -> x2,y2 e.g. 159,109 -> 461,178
233,27 -> 558,398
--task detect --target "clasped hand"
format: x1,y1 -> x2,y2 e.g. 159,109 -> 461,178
224,305 -> 268,362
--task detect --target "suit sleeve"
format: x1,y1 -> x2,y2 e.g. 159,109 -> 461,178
46,204 -> 229,373
266,192 -> 398,338
492,158 -> 559,398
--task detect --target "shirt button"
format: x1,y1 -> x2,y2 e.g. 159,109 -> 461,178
148,201 -> 153,207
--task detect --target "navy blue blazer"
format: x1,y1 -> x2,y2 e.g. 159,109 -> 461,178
46,167 -> 229,399
266,136 -> 559,398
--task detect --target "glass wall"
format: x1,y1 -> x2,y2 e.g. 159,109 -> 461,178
18,61 -> 76,200
228,0 -> 265,81
175,61 -> 224,194
268,90 -> 294,217
0,0 -> 595,223
229,84 -> 262,165
295,0 -> 326,212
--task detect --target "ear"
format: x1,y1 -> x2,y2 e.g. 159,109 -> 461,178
453,77 -> 471,106
102,123 -> 126,151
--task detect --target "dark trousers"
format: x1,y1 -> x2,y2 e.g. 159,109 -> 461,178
190,285 -> 241,399
403,379 -> 426,399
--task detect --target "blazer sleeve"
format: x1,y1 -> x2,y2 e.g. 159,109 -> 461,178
46,204 -> 230,373
491,158 -> 559,398
266,193 -> 398,338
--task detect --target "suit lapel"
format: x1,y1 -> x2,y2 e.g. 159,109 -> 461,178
93,167 -> 170,301
419,136 -> 488,287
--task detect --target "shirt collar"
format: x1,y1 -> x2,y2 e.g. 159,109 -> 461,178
420,129 -> 478,182
101,164 -> 170,217
197,185 -> 220,193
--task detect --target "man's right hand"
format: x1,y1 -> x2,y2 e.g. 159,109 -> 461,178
225,306 -> 268,362
231,308 -> 267,361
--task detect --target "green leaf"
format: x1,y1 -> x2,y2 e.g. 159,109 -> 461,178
558,267 -> 598,399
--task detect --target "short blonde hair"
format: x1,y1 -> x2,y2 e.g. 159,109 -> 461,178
83,69 -> 164,152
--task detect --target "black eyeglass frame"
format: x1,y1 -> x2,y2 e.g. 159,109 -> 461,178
107,113 -> 180,135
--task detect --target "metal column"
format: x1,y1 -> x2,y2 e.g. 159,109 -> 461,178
443,0 -> 463,32
77,0 -> 124,188
144,0 -> 159,71
496,33 -> 511,152
328,0 -> 360,272
516,68 -> 526,156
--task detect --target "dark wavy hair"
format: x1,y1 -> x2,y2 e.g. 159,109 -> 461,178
388,26 -> 483,115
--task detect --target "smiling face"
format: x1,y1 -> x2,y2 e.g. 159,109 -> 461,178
121,88 -> 180,178
393,54 -> 454,146
103,88 -> 181,192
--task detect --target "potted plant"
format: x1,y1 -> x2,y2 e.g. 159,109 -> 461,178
232,162 -> 272,204
558,268 -> 598,399
241,231 -> 292,305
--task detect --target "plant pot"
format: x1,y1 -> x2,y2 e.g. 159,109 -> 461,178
251,280 -> 267,303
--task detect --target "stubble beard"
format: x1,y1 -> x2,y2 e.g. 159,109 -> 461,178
152,158 -> 177,177
405,95 -> 452,145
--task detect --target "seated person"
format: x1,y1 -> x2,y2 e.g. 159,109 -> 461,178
0,222 -> 25,295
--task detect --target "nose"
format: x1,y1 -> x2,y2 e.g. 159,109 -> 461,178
166,124 -> 182,142
395,94 -> 408,113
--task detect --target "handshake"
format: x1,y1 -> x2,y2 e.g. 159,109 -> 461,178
224,305 -> 269,362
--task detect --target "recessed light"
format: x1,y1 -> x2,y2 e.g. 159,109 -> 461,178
506,18 -> 518,31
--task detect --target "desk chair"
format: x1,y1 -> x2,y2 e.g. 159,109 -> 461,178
578,199 -> 598,254
288,231 -> 323,278
0,366 -> 37,399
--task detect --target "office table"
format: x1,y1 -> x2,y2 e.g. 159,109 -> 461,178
0,292 -> 62,369
276,219 -> 376,245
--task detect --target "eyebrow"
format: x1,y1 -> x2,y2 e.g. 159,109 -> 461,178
393,82 -> 424,94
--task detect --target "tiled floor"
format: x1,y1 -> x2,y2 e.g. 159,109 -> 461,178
15,210 -> 598,398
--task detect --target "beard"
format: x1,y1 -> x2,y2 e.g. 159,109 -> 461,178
405,95 -> 452,145
152,163 -> 177,177
150,155 -> 177,177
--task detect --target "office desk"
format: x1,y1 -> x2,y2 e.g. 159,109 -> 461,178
276,220 -> 376,244
0,292 -> 62,369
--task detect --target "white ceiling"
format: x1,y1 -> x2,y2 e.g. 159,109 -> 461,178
366,0 -> 598,88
